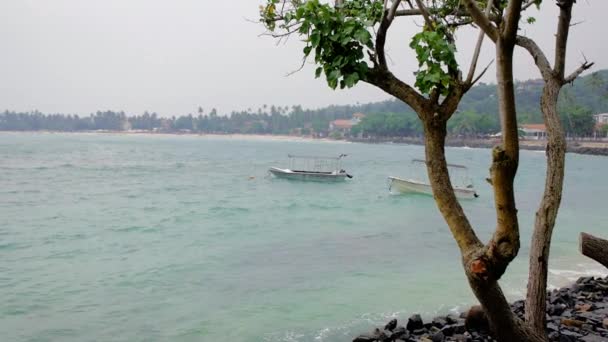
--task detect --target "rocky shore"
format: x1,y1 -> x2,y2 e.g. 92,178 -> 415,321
346,137 -> 608,157
353,276 -> 608,342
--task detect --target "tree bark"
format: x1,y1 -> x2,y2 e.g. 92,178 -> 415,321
523,1 -> 575,335
525,78 -> 566,334
580,232 -> 608,269
423,119 -> 546,342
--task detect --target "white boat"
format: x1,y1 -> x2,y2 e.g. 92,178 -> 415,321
388,176 -> 478,199
269,154 -> 352,182
388,159 -> 478,199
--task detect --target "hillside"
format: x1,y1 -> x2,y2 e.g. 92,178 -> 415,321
1,70 -> 607,136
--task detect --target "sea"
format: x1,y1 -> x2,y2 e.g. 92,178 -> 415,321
1,132 -> 606,342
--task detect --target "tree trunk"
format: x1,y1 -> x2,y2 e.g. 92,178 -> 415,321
467,277 -> 547,341
580,232 -> 608,269
525,79 -> 566,333
422,120 -> 545,342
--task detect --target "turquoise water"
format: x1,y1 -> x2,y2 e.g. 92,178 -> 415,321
1,132 -> 606,342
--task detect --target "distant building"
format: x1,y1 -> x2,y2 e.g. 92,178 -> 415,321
594,113 -> 608,125
353,112 -> 365,120
594,113 -> 608,138
520,124 -> 546,140
329,113 -> 365,134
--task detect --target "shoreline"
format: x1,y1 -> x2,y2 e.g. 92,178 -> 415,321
346,136 -> 608,157
2,130 -> 608,156
354,275 -> 608,342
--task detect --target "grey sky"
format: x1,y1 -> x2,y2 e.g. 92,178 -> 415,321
0,0 -> 606,116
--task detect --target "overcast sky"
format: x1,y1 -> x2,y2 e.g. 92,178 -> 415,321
1,0 -> 606,116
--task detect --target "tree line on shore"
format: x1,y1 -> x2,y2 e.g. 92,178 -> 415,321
1,70 -> 607,137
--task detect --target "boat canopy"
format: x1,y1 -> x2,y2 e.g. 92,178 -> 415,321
411,158 -> 468,169
285,154 -> 347,173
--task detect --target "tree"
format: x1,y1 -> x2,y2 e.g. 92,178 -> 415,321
261,0 -> 589,340
512,0 -> 593,334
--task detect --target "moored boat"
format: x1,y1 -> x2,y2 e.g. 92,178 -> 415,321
388,159 -> 478,199
269,154 -> 352,182
388,176 -> 478,199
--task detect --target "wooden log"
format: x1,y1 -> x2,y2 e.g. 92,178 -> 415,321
579,232 -> 608,269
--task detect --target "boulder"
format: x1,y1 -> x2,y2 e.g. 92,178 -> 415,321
390,326 -> 407,340
464,306 -> 489,332
561,318 -> 584,328
385,318 -> 397,332
431,331 -> 445,342
432,316 -> 448,328
407,314 -> 424,332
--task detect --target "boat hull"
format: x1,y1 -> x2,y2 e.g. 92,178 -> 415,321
388,176 -> 478,200
269,167 -> 348,182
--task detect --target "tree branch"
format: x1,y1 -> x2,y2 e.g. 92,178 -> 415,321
564,61 -> 594,84
555,0 -> 575,78
423,121 -> 482,254
365,67 -> 427,115
503,0 -> 524,43
414,0 -> 433,27
469,60 -> 494,87
387,0 -> 402,21
375,0 -> 402,68
580,232 -> 608,269
461,0 -> 498,42
515,36 -> 553,81
466,0 -> 494,85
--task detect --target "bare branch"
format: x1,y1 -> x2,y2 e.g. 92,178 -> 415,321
564,61 -> 594,84
466,0 -> 494,85
365,67 -> 427,115
522,0 -> 537,12
414,0 -> 433,27
387,0 -> 402,21
515,35 -> 553,81
285,55 -> 308,77
503,0 -> 524,43
394,8 -> 423,16
376,0 -> 402,68
461,0 -> 498,42
555,0 -> 575,78
470,60 -> 494,87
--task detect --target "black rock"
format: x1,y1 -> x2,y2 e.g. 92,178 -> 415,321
385,318 -> 398,332
445,314 -> 460,325
407,314 -> 424,332
581,335 -> 606,342
431,331 -> 445,342
547,322 -> 559,332
390,326 -> 407,340
432,317 -> 448,328
353,333 -> 377,342
440,325 -> 455,337
549,304 -> 567,316
560,330 -> 583,339
465,306 -> 489,332
548,331 -> 560,341
413,328 -> 427,336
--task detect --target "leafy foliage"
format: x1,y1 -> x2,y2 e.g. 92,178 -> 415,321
410,24 -> 458,96
2,70 -> 606,137
261,0 -> 382,89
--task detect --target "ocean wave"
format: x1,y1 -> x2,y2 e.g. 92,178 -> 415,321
548,266 -> 608,285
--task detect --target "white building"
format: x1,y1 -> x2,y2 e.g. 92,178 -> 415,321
594,113 -> 608,125
520,124 -> 546,140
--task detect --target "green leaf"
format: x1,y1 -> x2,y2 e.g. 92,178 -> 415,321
354,28 -> 370,44
310,31 -> 321,47
303,46 -> 312,56
344,72 -> 359,88
315,67 -> 323,78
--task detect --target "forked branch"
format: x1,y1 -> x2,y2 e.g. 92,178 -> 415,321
461,0 -> 498,42
465,0 -> 494,85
